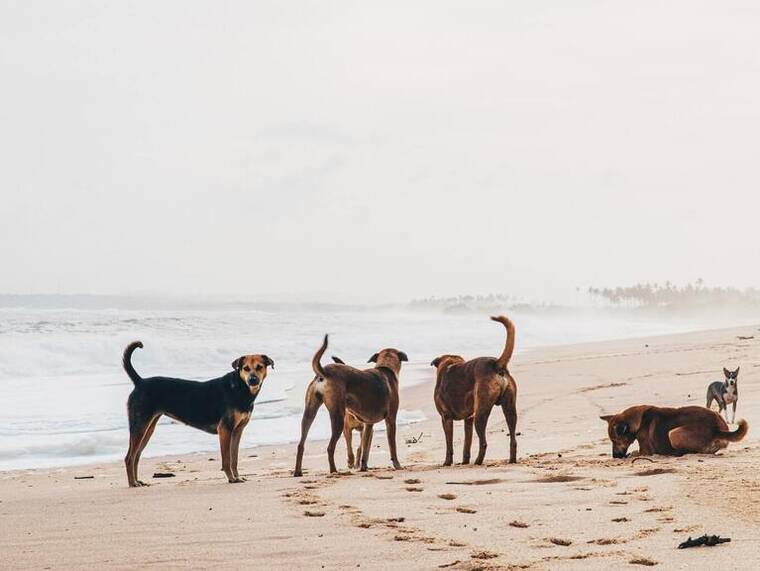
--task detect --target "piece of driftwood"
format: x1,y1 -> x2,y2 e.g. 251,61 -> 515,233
152,472 -> 176,478
405,432 -> 424,444
73,475 -> 94,480
678,534 -> 731,549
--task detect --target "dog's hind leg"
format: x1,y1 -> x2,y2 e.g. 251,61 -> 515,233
294,382 -> 323,477
502,399 -> 518,464
441,416 -> 454,466
344,422 -> 355,469
326,407 -> 345,474
125,404 -> 158,488
359,423 -> 374,471
473,408 -> 493,465
462,417 -> 473,465
132,414 -> 160,486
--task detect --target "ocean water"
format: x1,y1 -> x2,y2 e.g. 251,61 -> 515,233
0,304 -> 745,471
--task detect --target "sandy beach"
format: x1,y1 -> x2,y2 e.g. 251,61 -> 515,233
3,324 -> 759,570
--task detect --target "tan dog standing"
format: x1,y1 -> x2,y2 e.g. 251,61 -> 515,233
600,405 -> 748,458
431,316 -> 518,466
293,336 -> 407,477
330,356 -> 365,469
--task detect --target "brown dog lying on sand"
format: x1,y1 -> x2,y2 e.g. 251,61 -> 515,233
600,405 -> 748,458
293,336 -> 408,477
430,316 -> 518,466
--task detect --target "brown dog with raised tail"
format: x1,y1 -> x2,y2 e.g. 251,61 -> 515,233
431,315 -> 518,466
293,335 -> 407,477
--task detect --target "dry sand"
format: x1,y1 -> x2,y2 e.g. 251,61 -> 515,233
3,325 -> 760,570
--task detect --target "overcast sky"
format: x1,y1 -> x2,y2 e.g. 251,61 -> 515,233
1,1 -> 759,303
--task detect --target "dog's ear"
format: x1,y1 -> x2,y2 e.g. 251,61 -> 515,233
614,422 -> 629,437
398,351 -> 409,362
734,366 -> 740,375
331,356 -> 345,365
261,355 -> 275,369
599,415 -> 613,423
231,357 -> 243,370
368,353 -> 379,363
724,367 -> 731,377
431,357 -> 441,367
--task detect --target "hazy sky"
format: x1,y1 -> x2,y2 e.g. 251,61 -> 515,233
2,1 -> 759,303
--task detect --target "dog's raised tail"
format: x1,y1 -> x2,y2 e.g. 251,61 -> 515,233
491,315 -> 516,372
312,334 -> 329,379
719,419 -> 749,442
123,341 -> 144,385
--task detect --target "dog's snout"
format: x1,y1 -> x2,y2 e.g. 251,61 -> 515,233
249,376 -> 260,386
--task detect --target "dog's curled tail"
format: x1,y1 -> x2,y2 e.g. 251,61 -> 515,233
312,334 -> 329,379
719,419 -> 749,442
491,315 -> 516,372
123,341 -> 144,385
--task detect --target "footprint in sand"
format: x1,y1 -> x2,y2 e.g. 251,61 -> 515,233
304,510 -> 325,517
548,537 -> 572,546
643,506 -> 672,513
611,517 -> 630,523
629,556 -> 658,566
406,486 -> 424,492
404,478 -> 422,485
587,537 -> 625,545
471,550 -> 499,560
456,507 -> 477,514
438,493 -> 457,500
509,520 -> 530,528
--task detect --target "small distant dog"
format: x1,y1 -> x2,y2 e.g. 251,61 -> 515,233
706,367 -> 740,423
293,336 -> 407,477
123,341 -> 274,487
331,356 -> 364,469
600,405 -> 748,458
430,316 -> 517,466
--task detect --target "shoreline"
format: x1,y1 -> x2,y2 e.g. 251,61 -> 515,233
3,322 -> 757,475
3,323 -> 760,569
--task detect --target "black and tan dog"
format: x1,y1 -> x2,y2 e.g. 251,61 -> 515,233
123,341 -> 274,487
430,316 -> 518,466
600,405 -> 748,458
293,336 -> 407,477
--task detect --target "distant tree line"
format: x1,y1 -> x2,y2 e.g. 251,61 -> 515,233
587,280 -> 760,309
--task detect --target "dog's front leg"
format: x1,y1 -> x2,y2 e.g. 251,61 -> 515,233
385,417 -> 402,470
344,422 -> 355,469
359,423 -> 374,471
218,423 -> 236,483
731,402 -> 737,424
230,420 -> 249,482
